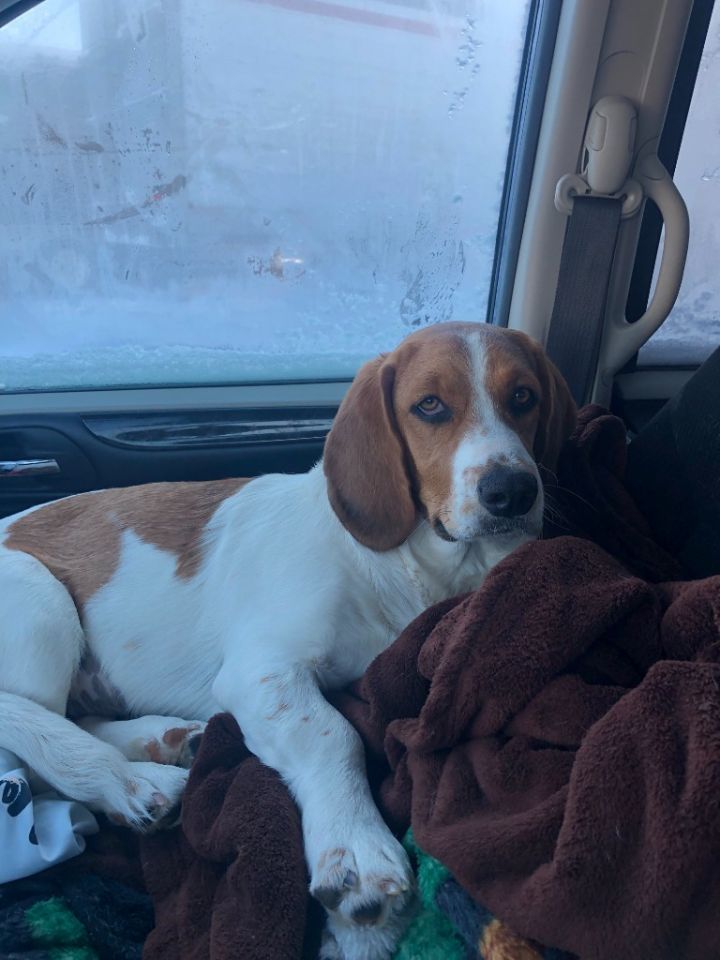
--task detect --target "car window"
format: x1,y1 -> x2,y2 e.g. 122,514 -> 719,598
639,0 -> 720,367
0,0 -> 531,392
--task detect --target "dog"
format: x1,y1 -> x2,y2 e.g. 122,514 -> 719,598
0,322 -> 575,959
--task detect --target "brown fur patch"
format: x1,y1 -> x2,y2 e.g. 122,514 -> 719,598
479,918 -> 544,960
485,328 -> 576,471
145,738 -> 163,763
4,477 -> 250,610
324,323 -> 479,548
324,358 -> 417,551
162,727 -> 187,748
483,329 -> 544,456
389,329 -> 474,527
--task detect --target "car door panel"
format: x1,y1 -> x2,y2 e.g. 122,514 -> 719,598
0,409 -> 334,519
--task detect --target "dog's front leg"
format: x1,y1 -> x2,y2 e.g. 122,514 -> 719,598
213,660 -> 414,960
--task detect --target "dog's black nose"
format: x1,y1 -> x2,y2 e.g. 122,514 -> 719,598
477,467 -> 538,518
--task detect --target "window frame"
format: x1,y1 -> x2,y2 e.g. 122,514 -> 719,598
0,0 -> 43,28
487,0 -> 561,328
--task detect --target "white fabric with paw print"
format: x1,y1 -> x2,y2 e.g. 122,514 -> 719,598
0,747 -> 98,884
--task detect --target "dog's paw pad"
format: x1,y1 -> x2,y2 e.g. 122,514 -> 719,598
311,835 -> 414,930
312,847 -> 359,908
142,721 -> 206,768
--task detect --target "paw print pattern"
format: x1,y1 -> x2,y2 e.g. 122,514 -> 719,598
1,777 -> 37,848
1,777 -> 32,817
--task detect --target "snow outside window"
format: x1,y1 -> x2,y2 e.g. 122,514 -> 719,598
639,1 -> 720,367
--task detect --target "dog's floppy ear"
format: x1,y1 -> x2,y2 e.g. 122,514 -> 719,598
324,356 -> 417,550
531,345 -> 577,474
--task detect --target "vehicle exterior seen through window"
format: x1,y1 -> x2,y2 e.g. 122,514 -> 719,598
639,0 -> 720,367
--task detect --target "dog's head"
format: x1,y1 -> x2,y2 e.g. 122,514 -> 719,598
324,322 -> 576,550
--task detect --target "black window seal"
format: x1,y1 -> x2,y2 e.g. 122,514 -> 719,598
486,0 -> 562,328
0,0 -> 43,29
623,0 -> 716,370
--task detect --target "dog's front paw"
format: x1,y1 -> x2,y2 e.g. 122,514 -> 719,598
311,831 -> 415,960
107,761 -> 188,831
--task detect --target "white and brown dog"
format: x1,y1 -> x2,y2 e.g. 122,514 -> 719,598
0,322 -> 574,959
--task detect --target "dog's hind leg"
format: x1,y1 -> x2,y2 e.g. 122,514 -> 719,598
78,715 -> 206,767
0,547 -> 187,829
0,546 -> 83,715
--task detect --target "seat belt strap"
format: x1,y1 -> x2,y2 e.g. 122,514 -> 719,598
545,194 -> 624,407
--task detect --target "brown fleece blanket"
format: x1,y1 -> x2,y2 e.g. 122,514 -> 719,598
138,408 -> 720,960
141,716 -> 324,960
338,543 -> 720,960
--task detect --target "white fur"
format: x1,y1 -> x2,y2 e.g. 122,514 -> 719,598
447,332 -> 543,541
0,337 -> 541,959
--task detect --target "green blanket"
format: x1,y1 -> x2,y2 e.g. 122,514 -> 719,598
396,832 -> 571,960
0,831 -> 569,960
0,869 -> 151,960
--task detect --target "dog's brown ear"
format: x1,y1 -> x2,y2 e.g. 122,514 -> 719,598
507,330 -> 576,473
532,347 -> 577,474
324,356 -> 417,550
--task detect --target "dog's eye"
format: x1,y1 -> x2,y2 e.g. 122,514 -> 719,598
418,395 -> 443,414
510,387 -> 537,413
413,395 -> 451,422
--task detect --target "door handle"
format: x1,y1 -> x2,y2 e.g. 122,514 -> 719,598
0,459 -> 61,477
